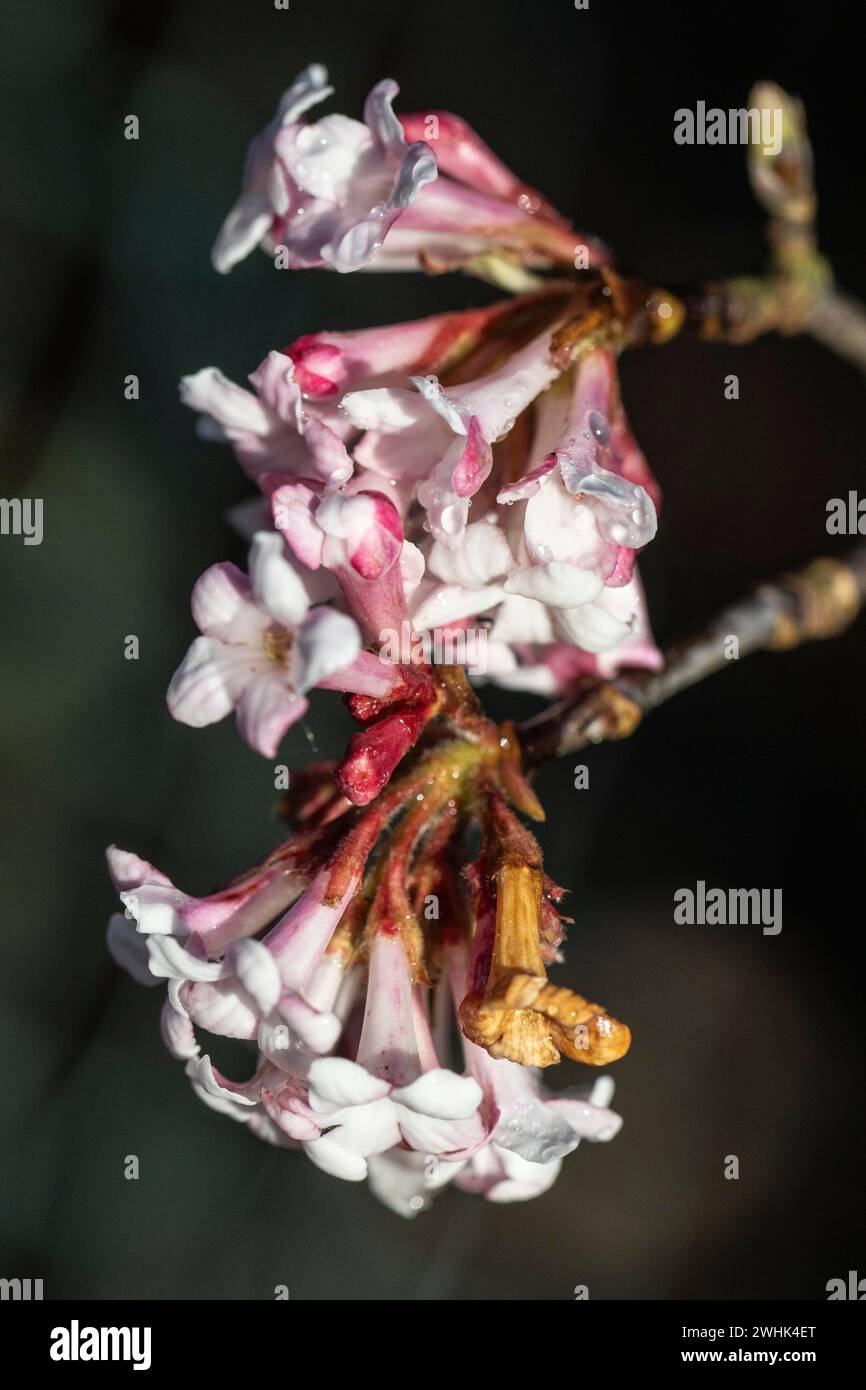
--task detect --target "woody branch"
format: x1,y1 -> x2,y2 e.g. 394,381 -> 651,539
516,82 -> 866,766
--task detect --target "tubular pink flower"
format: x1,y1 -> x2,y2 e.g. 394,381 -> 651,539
410,520 -> 516,632
262,868 -> 358,997
166,531 -> 397,757
284,300 -> 520,399
212,66 -> 437,275
455,1141 -> 563,1202
490,351 -> 661,655
399,110 -> 573,226
342,321 -> 564,545
180,351 -> 353,487
106,844 -> 305,950
184,1054 -> 290,1123
210,62 -> 606,277
108,840 -> 360,1098
366,1147 -> 467,1218
393,111 -> 607,271
299,931 -> 486,1181
272,485 -> 410,641
482,577 -> 663,696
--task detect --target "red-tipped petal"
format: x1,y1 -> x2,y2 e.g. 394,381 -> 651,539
450,416 -> 493,499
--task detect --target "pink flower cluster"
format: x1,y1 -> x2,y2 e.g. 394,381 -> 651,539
107,64 -> 654,1212
107,813 -> 620,1212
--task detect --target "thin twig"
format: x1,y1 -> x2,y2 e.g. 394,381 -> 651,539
807,289 -> 866,375
520,83 -> 866,766
519,549 -> 866,765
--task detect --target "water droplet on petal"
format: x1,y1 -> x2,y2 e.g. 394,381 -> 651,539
588,410 -> 610,445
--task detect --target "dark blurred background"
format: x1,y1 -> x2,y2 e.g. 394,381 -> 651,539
1,0 -> 864,1300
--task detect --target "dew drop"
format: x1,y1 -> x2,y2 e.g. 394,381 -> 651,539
588,410 -> 610,446
440,504 -> 462,535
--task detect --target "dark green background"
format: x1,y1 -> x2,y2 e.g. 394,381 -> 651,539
1,0 -> 864,1299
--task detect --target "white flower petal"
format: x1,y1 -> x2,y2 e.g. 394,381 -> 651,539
487,662 -> 559,696
486,1147 -> 563,1202
325,1097 -> 401,1155
166,636 -> 257,729
187,1055 -> 259,1109
190,563 -> 255,636
292,607 -> 361,693
105,847 -> 171,892
410,374 -> 467,435
275,63 -> 333,126
400,540 -> 426,595
493,1095 -> 580,1164
504,562 -> 604,608
546,1096 -> 622,1142
145,935 -> 228,983
211,199 -> 275,275
590,1075 -> 616,1109
303,1134 -> 368,1181
248,531 -> 310,627
160,998 -> 200,1060
554,600 -> 632,652
184,981 -> 259,1039
106,914 -> 160,986
392,1069 -> 483,1120
396,1108 -> 486,1157
523,473 -> 602,566
228,937 -> 282,1015
428,521 -> 514,587
277,992 -> 343,1053
321,141 -> 437,273
235,677 -> 307,758
411,581 -> 504,632
119,884 -> 189,937
307,1056 -> 391,1110
341,387 -> 431,432
180,368 -> 273,436
367,1149 -> 466,1217
363,77 -> 407,158
489,592 -> 554,646
247,352 -> 304,428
